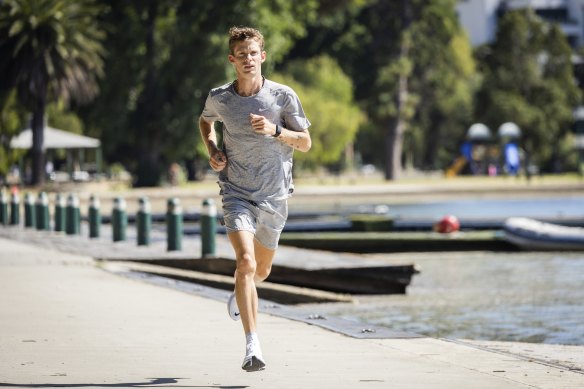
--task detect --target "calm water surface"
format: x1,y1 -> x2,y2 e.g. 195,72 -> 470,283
384,197 -> 584,220
302,251 -> 584,345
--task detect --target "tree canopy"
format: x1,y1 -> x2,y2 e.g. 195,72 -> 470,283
272,55 -> 364,170
476,8 -> 581,172
1,1 -> 582,186
408,0 -> 476,170
76,0 -> 319,186
0,0 -> 106,184
288,0 -> 476,177
0,90 -> 26,177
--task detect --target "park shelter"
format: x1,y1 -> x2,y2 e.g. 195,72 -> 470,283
10,126 -> 102,180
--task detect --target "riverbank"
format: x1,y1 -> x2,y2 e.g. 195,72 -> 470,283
24,173 -> 584,214
1,237 -> 583,388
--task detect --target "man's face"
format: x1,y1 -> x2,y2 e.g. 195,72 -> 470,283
228,39 -> 266,78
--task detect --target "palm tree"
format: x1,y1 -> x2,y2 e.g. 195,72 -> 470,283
0,0 -> 106,185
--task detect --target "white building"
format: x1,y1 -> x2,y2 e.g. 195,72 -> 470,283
457,0 -> 584,47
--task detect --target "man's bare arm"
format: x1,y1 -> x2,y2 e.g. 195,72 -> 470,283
276,127 -> 311,152
249,113 -> 312,152
199,116 -> 227,171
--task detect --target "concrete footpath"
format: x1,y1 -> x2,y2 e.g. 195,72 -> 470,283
1,238 -> 584,388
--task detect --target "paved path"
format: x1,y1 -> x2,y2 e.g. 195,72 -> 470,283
1,237 -> 584,388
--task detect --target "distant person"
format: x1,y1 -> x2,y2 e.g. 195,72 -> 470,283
45,160 -> 54,177
168,163 -> 181,186
198,26 -> 312,372
9,165 -> 20,184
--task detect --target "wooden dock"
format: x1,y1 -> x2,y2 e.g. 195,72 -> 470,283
0,225 -> 419,295
280,230 -> 517,253
133,255 -> 418,295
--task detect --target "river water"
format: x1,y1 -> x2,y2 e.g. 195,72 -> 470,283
383,197 -> 584,220
295,196 -> 584,345
300,251 -> 584,345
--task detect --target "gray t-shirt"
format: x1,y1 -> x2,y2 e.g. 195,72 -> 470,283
201,78 -> 311,201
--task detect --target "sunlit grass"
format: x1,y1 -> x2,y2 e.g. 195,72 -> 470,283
292,171 -> 583,188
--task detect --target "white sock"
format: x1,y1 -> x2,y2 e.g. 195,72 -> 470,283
246,332 -> 258,345
245,332 -> 263,358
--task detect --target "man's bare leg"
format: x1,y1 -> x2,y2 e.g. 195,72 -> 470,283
251,239 -> 275,325
228,231 -> 257,333
228,231 -> 276,371
228,231 -> 276,331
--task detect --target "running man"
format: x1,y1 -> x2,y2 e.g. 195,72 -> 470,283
198,26 -> 312,372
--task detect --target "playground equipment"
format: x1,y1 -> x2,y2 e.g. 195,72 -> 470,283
498,122 -> 521,175
446,122 -> 522,177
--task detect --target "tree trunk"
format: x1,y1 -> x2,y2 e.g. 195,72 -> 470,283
133,0 -> 162,187
134,151 -> 163,187
385,117 -> 404,180
422,112 -> 441,169
384,0 -> 411,181
30,98 -> 46,186
385,41 -> 410,181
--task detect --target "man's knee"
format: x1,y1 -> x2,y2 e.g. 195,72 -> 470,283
255,265 -> 272,282
236,252 -> 256,277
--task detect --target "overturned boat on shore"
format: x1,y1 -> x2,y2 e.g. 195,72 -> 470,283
503,217 -> 584,251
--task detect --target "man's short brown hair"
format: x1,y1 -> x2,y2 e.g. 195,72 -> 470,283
228,26 -> 264,54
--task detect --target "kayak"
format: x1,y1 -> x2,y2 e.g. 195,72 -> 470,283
503,217 -> 584,251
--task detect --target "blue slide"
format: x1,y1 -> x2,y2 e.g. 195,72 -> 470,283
504,143 -> 520,175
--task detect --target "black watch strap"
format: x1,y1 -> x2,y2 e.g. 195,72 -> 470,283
273,124 -> 282,137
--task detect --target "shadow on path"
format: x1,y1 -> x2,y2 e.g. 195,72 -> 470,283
0,377 -> 248,388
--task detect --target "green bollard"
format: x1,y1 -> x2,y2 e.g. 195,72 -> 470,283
35,192 -> 50,231
201,198 -> 217,257
24,193 -> 36,228
10,190 -> 20,226
54,194 -> 66,232
137,197 -> 151,246
166,198 -> 183,251
66,193 -> 80,235
112,197 -> 127,242
89,195 -> 101,239
0,190 -> 8,226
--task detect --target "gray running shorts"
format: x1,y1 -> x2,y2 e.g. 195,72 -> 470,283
222,196 -> 288,250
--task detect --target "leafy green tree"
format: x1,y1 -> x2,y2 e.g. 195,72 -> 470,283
47,102 -> 84,136
540,24 -> 582,171
0,0 -> 106,185
475,9 -> 581,173
345,0 -> 415,180
79,0 -> 317,186
0,90 -> 26,180
408,0 -> 476,170
288,0 -> 474,179
272,56 -> 364,170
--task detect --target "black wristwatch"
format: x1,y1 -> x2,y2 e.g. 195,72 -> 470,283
273,124 -> 282,138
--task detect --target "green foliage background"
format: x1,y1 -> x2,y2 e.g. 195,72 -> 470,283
1,0 -> 582,185
0,91 -> 26,176
475,9 -> 581,172
271,56 -> 364,170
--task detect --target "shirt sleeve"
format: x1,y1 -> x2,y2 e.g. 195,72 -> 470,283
201,93 -> 221,122
282,91 -> 311,132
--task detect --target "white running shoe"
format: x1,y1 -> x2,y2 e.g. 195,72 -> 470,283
242,355 -> 266,372
227,292 -> 240,321
242,341 -> 266,372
